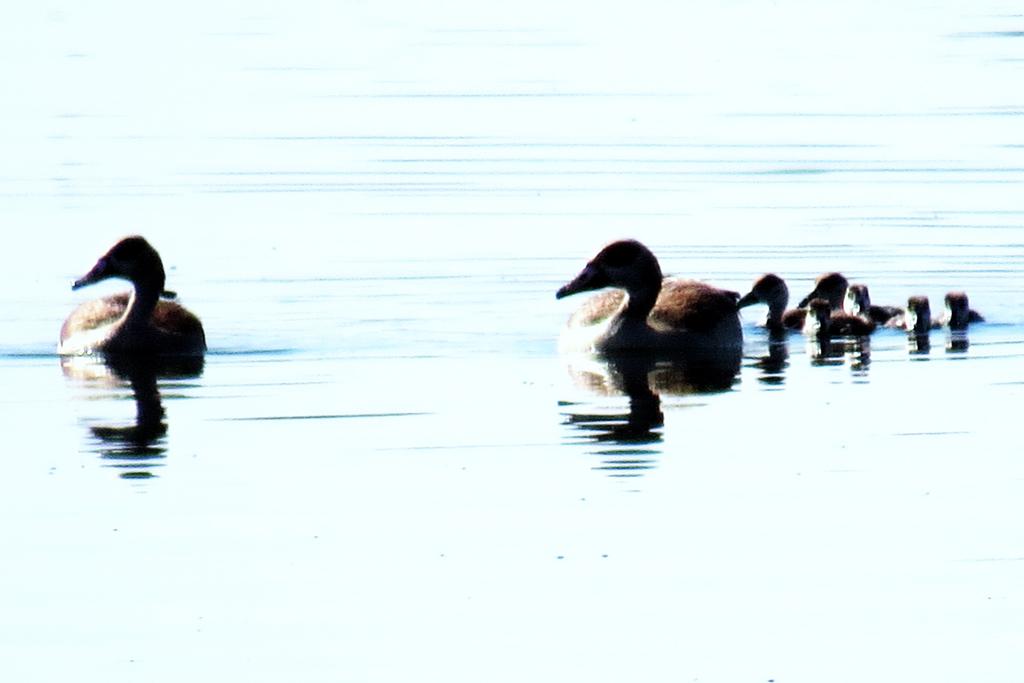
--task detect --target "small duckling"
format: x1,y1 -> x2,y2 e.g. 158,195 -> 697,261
844,283 -> 903,325
901,295 -> 933,353
803,298 -> 876,338
797,272 -> 849,310
736,273 -> 805,332
901,295 -> 934,335
941,291 -> 984,331
59,236 -> 206,356
556,239 -> 743,354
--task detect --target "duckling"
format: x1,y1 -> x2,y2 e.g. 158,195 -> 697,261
897,295 -> 933,333
901,295 -> 933,353
556,239 -> 742,354
797,272 -> 849,310
803,298 -> 876,338
941,291 -> 984,331
844,283 -> 903,325
736,273 -> 805,332
59,236 -> 206,356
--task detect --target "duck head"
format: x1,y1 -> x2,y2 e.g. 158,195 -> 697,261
737,273 -> 789,314
73,236 -> 168,295
797,272 -> 849,309
556,239 -> 662,299
844,284 -> 871,317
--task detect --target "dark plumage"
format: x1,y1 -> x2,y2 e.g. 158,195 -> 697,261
59,236 -> 206,356
844,283 -> 903,325
737,273 -> 805,332
797,272 -> 849,310
803,298 -> 876,338
556,240 -> 742,353
942,291 -> 984,331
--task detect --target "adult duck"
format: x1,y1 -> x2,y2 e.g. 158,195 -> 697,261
58,236 -> 206,356
555,239 -> 742,354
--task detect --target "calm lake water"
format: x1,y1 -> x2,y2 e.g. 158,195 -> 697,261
3,2 -> 1024,681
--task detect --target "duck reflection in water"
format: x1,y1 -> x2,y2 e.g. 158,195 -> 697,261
560,350 -> 740,475
59,235 -> 206,478
803,299 -> 872,373
746,328 -> 791,387
61,350 -> 204,478
555,240 -> 742,471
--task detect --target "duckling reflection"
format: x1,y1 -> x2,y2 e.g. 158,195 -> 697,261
907,333 -> 931,356
806,335 -> 871,372
561,348 -> 740,475
946,331 -> 970,353
804,299 -> 871,370
61,353 -> 203,478
746,328 -> 790,386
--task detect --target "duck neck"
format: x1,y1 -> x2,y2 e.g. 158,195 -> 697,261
121,275 -> 163,332
767,299 -> 787,327
621,283 -> 660,323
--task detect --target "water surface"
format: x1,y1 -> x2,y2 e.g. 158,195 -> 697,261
2,2 -> 1024,681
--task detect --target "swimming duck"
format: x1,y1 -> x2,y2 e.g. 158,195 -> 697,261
58,236 -> 206,356
736,273 -> 805,332
555,239 -> 742,354
941,291 -> 984,331
797,272 -> 849,310
844,283 -> 903,325
803,298 -> 876,338
901,295 -> 934,335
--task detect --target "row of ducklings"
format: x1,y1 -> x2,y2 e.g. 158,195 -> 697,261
737,272 -> 983,338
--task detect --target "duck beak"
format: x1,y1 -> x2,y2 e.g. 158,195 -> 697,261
72,257 -> 114,290
556,264 -> 607,299
736,291 -> 760,309
796,288 -> 818,308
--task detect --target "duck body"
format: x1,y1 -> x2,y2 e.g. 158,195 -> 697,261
844,284 -> 903,326
803,298 -> 876,338
897,295 -> 936,334
58,236 -> 206,356
827,312 -> 877,337
557,240 -> 742,355
942,291 -> 984,331
59,293 -> 205,355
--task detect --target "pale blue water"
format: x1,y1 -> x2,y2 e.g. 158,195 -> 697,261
2,2 -> 1024,681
